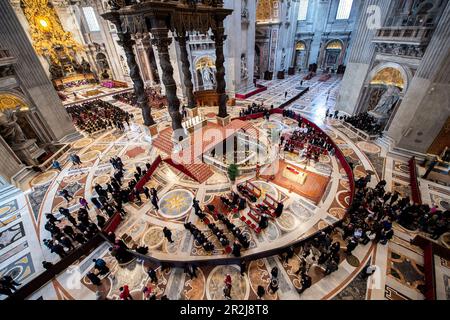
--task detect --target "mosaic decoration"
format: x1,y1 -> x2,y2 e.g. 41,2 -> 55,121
370,67 -> 405,89
252,180 -> 279,200
0,93 -> 29,112
0,242 -> 28,265
30,171 -> 58,187
385,285 -> 411,300
0,222 -> 25,250
387,250 -> 425,294
332,263 -> 369,300
27,181 -> 52,221
206,265 -> 250,300
0,199 -> 19,219
0,253 -> 35,283
159,189 -> 194,219
20,0 -> 84,66
183,268 -> 206,300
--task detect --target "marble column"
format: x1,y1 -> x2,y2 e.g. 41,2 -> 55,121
135,37 -> 151,84
150,24 -> 184,133
0,0 -> 76,141
212,20 -> 229,120
387,0 -> 450,154
0,136 -> 24,184
175,34 -> 196,109
110,19 -> 155,126
142,35 -> 160,85
335,0 -> 393,115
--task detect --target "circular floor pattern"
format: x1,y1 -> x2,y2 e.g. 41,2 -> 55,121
158,189 -> 194,219
30,170 -> 58,186
206,265 -> 250,300
79,150 -> 101,162
252,180 -> 279,200
142,226 -> 164,249
289,201 -> 313,221
261,121 -> 283,132
319,154 -> 331,163
93,175 -> 110,186
109,260 -> 147,297
341,148 -> 354,157
276,211 -> 299,232
163,229 -> 184,253
328,207 -> 346,220
263,222 -> 280,241
72,137 -> 93,149
356,141 -> 381,154
346,255 -> 360,267
314,162 -> 332,174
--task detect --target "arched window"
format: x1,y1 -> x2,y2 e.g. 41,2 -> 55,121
296,42 -> 306,51
297,0 -> 309,21
82,7 -> 100,32
326,40 -> 343,50
336,0 -> 353,20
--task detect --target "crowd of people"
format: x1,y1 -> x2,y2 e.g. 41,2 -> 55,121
351,175 -> 449,241
42,193 -> 106,263
66,99 -> 133,134
5,92 -> 449,301
239,102 -> 273,118
184,222 -> 215,252
281,111 -> 335,161
40,156 -> 164,276
112,87 -> 168,109
343,112 -> 383,136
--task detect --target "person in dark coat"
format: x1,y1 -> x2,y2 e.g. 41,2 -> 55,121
91,197 -> 103,210
257,285 -> 265,299
74,232 -> 87,244
346,237 -> 358,255
143,186 -> 151,200
86,272 -> 101,286
151,194 -> 159,210
268,278 -> 279,294
274,202 -> 284,218
93,258 -> 110,275
163,227 -> 174,243
60,236 -> 75,251
46,213 -> 60,224
96,214 -> 106,228
51,241 -> 66,258
232,240 -> 242,257
270,266 -> 278,279
147,268 -> 158,283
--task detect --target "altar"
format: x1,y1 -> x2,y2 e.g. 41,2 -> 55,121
283,165 -> 307,185
53,73 -> 96,92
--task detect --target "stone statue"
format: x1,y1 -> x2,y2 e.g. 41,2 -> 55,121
241,54 -> 248,80
241,0 -> 249,18
0,107 -> 28,145
202,66 -> 216,87
81,58 -> 92,74
101,69 -> 110,79
49,63 -> 64,79
372,85 -> 401,116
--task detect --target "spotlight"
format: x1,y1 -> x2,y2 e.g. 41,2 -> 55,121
39,18 -> 49,29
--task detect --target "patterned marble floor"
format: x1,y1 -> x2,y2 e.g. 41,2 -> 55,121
1,72 -> 449,300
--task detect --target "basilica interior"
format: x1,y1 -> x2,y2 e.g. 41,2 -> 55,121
0,0 -> 449,301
